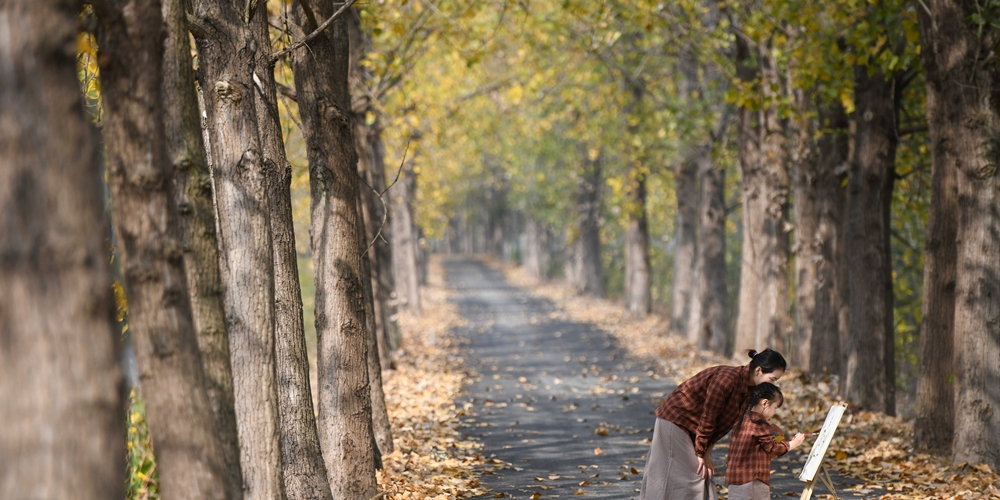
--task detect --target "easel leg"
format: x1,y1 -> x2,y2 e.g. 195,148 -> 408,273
799,479 -> 816,500
819,466 -> 839,500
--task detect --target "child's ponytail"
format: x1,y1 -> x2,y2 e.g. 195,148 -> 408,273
732,382 -> 784,435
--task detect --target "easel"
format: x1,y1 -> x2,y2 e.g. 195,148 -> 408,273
798,403 -> 849,500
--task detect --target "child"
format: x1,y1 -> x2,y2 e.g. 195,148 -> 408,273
724,382 -> 805,500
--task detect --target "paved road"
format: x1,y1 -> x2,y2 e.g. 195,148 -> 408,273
445,257 -> 865,499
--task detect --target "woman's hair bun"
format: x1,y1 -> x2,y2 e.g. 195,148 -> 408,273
747,349 -> 759,359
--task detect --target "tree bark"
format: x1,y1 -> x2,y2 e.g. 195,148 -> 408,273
349,8 -> 401,367
913,3 -> 959,454
843,64 -> 897,415
161,0 -> 243,494
810,101 -> 848,377
357,195 -> 394,459
670,157 -> 699,337
570,148 -> 605,297
624,83 -> 651,317
288,4 -> 379,496
94,1 -> 234,498
915,0 -> 1000,468
693,148 -> 728,353
190,1 -> 286,498
0,2 -> 124,497
247,10 -> 334,500
391,159 -> 423,313
791,93 -> 819,370
734,37 -> 790,355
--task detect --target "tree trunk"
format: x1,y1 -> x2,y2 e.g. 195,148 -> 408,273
162,0 -> 243,494
810,101 -> 849,377
190,1 -> 286,498
670,157 -> 699,337
247,11 -> 334,500
843,64 -> 897,415
734,38 -> 790,355
349,8 -> 400,367
288,4 -> 379,496
915,0 -> 1000,468
524,218 -> 551,280
913,3 -> 959,454
570,149 -> 605,297
625,173 -> 652,316
357,195 -> 394,459
0,2 -> 124,497
94,2 -> 234,498
693,148 -> 728,353
391,159 -> 423,313
791,93 -> 818,370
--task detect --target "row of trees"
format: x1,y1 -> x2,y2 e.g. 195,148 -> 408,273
1,0 -> 429,498
380,0 -> 999,469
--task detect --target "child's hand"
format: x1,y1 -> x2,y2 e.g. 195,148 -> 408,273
789,433 -> 806,450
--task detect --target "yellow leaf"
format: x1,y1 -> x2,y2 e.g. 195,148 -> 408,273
594,447 -> 603,455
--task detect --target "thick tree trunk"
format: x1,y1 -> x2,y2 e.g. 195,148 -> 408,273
913,4 -> 958,453
289,5 -> 378,497
810,101 -> 848,377
162,1 -> 243,495
190,2 -> 286,498
915,0 -> 1000,468
248,12 -> 333,500
570,149 -> 605,297
844,64 -> 897,415
791,95 -> 818,370
734,39 -> 790,355
524,218 -> 551,280
670,157 -> 699,337
0,2 -> 124,497
693,148 -> 728,353
97,0 -> 233,497
392,159 -> 423,313
349,8 -> 401,367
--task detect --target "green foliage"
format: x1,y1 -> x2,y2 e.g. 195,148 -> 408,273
126,390 -> 160,500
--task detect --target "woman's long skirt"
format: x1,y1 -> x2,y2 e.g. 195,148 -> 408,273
639,418 -> 718,500
726,480 -> 770,500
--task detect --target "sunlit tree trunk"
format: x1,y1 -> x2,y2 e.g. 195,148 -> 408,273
912,3 -> 959,455
190,1 -> 286,497
247,11 -> 333,500
623,82 -> 651,317
810,101 -> 848,377
288,4 -> 378,496
670,157 -> 699,336
844,64 -> 897,415
349,8 -> 401,364
392,158 -> 423,313
734,37 -> 790,355
0,2 -> 124,497
161,0 -> 243,494
570,147 -> 605,297
915,0 -> 1000,468
95,1 -> 233,497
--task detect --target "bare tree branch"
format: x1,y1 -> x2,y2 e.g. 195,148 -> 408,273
271,0 -> 360,63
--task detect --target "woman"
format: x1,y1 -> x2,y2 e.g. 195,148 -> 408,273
639,349 -> 787,500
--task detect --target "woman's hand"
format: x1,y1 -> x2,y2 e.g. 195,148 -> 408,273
697,455 -> 715,480
788,433 -> 806,450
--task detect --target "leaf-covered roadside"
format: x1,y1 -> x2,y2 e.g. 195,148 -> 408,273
497,261 -> 1000,500
376,257 -> 488,499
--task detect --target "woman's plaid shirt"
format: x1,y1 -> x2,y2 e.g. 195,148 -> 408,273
654,364 -> 750,457
725,411 -> 790,486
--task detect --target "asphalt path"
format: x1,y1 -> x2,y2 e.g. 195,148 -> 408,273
445,257 -> 866,499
